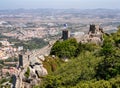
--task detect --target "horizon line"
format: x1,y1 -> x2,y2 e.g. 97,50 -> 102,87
0,8 -> 120,11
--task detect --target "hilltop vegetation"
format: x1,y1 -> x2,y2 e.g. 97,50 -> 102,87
50,38 -> 99,58
35,27 -> 120,88
50,38 -> 79,58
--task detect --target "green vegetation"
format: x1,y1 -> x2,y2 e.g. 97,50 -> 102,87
40,51 -> 101,88
4,57 -> 18,62
95,28 -> 120,80
50,38 -> 100,59
36,27 -> 120,88
0,77 -> 12,88
0,34 -> 48,50
0,57 -> 18,68
14,38 -> 48,50
50,38 -> 78,58
43,56 -> 64,74
0,78 -> 8,84
0,60 -> 4,65
0,42 -> 2,47
24,67 -> 30,78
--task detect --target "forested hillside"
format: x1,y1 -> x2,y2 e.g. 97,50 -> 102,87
35,27 -> 120,88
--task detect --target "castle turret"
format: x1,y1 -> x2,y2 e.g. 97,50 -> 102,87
62,24 -> 70,40
89,24 -> 100,34
19,54 -> 23,67
62,30 -> 70,40
18,53 -> 30,68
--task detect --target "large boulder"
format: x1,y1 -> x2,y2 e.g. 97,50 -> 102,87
34,65 -> 48,77
38,55 -> 45,61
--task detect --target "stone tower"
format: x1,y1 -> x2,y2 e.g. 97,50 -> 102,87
18,53 -> 30,68
19,54 -> 23,67
62,30 -> 70,40
89,24 -> 100,34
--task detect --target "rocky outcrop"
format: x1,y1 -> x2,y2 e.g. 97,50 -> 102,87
15,54 -> 48,88
34,65 -> 48,77
80,24 -> 104,45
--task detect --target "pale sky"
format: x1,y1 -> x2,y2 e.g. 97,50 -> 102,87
0,0 -> 120,10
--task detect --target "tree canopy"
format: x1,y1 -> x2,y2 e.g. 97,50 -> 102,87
50,38 -> 78,58
35,27 -> 120,88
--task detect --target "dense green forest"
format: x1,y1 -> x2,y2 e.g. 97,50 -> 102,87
34,27 -> 120,88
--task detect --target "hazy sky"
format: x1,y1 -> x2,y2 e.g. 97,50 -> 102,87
0,0 -> 120,10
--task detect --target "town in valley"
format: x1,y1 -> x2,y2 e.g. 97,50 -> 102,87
0,9 -> 120,87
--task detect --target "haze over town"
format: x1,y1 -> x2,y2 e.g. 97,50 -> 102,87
0,0 -> 120,10
0,0 -> 120,88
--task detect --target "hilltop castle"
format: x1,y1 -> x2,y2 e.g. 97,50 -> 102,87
61,24 -> 104,45
81,24 -> 104,45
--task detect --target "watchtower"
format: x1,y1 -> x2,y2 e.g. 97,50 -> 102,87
62,30 -> 70,40
89,24 -> 100,34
